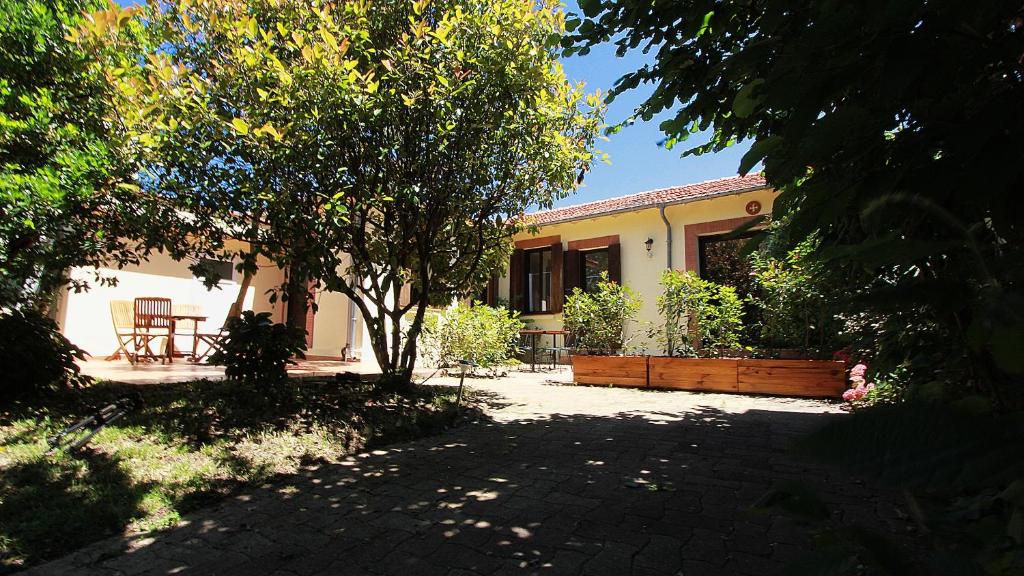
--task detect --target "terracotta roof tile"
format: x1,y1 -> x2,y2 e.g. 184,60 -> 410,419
528,173 -> 768,226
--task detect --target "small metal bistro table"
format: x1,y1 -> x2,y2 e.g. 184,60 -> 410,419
519,329 -> 568,372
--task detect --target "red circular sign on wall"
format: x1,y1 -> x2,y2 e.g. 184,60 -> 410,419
745,200 -> 762,215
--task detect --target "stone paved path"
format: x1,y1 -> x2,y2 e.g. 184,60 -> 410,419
25,372 -> 902,575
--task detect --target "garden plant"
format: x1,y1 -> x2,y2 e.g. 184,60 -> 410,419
563,273 -> 642,354
420,303 -> 523,376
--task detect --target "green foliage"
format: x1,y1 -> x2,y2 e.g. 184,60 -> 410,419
654,270 -> 743,356
89,0 -> 605,387
749,233 -> 843,352
0,0 -> 166,310
420,303 -> 523,375
208,311 -> 306,386
0,309 -> 89,400
563,273 -> 642,354
862,366 -> 911,407
569,0 -> 1024,405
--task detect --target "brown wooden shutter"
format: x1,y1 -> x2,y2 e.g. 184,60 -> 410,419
550,242 -> 563,313
563,249 -> 581,296
608,243 -> 622,285
509,249 -> 525,312
485,275 -> 498,306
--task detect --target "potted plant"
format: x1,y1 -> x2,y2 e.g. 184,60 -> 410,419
647,269 -> 845,397
648,270 -> 744,391
563,273 -> 646,387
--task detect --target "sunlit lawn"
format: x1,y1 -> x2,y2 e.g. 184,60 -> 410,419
0,378 -> 469,573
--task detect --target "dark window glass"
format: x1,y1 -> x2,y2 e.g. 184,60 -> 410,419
699,231 -> 760,335
698,233 -> 756,293
196,258 -> 234,282
582,249 -> 609,293
525,248 -> 552,312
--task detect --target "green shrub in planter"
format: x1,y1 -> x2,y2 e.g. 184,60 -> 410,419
749,236 -> 843,352
420,303 -> 523,375
0,309 -> 90,400
563,273 -> 642,355
654,270 -> 744,356
208,311 -> 307,386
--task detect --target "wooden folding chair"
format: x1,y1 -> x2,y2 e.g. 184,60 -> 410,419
133,297 -> 173,364
108,300 -> 139,364
192,303 -> 239,362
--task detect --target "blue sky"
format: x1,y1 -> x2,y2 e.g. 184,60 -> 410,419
557,2 -> 751,207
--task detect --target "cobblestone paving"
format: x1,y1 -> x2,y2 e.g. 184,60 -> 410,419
25,373 -> 905,575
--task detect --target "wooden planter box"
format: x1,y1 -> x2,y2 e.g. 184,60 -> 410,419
571,355 -> 648,388
737,359 -> 847,398
571,355 -> 847,398
649,357 -> 738,392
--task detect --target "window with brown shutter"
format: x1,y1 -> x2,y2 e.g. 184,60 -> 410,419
563,249 -> 581,296
510,239 -> 564,314
581,249 -> 610,293
608,243 -> 622,285
479,275 -> 498,307
549,243 -> 563,313
523,247 -> 553,313
566,236 -> 621,290
509,249 -> 525,311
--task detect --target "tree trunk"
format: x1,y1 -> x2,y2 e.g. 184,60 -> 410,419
229,270 -> 254,319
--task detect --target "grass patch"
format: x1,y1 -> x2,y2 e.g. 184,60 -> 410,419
0,378 -> 475,572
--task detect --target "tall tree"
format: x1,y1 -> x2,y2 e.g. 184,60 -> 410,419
0,0 -> 164,310
569,0 -> 1024,403
91,0 -> 604,388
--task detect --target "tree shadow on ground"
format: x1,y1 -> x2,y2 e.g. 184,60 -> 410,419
0,449 -> 150,572
25,404 -> 921,576
1,379 -> 480,450
1,379 -> 487,573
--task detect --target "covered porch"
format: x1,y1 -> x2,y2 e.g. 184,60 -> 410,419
77,358 -> 383,385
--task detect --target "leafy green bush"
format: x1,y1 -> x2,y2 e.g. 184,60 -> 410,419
749,235 -> 843,352
563,273 -> 642,354
208,311 -> 306,386
420,303 -> 523,375
0,309 -> 90,400
654,270 -> 744,356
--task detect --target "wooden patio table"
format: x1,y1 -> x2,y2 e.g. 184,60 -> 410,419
519,329 -> 568,372
167,313 -> 208,362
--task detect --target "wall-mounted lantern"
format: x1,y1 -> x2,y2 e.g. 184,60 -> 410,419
645,237 -> 654,256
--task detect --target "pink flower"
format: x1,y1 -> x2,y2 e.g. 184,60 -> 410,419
866,383 -> 875,391
850,363 -> 868,379
842,389 -> 856,402
852,387 -> 867,400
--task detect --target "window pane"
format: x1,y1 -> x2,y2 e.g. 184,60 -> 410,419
700,236 -> 755,295
526,249 -> 552,312
583,250 -> 608,293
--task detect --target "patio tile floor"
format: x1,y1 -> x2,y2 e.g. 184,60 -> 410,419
78,359 -> 378,385
25,372 -> 913,575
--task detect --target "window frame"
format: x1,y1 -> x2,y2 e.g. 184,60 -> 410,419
523,246 -> 553,314
195,258 -> 235,283
579,247 -> 610,294
697,231 -> 758,280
